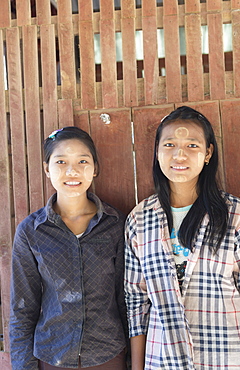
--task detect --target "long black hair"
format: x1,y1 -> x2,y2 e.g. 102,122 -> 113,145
153,106 -> 228,253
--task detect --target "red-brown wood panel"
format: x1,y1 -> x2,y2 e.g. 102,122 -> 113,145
78,0 -> 97,109
16,0 -> 31,26
0,30 -> 12,362
207,2 -> 225,100
185,13 -> 204,102
58,0 -> 77,99
231,0 -> 240,8
163,1 -> 182,103
185,0 -> 200,13
73,109 -> 90,134
23,25 -> 44,213
58,99 -> 74,126
100,0 -> 118,108
133,105 -> 174,202
142,0 -> 159,105
121,0 -> 138,107
90,109 -> 135,215
0,0 -> 11,28
36,0 -> 51,25
40,24 -> 58,201
6,27 -> 29,227
232,10 -> 240,97
221,99 -> 240,198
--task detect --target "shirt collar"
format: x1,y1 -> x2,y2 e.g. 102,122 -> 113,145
34,192 -> 119,230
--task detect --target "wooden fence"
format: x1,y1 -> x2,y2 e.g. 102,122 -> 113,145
1,0 -> 240,368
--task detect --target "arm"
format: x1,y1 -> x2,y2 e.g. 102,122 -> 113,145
130,335 -> 146,370
124,213 -> 151,369
10,225 -> 42,370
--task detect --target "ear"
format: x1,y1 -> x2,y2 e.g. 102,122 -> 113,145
93,164 -> 98,177
43,162 -> 50,178
205,143 -> 214,164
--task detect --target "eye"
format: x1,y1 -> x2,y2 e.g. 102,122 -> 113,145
164,143 -> 174,147
188,144 -> 198,148
56,160 -> 65,164
79,159 -> 87,164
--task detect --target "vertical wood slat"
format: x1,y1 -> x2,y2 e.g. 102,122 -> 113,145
78,0 -> 97,109
58,99 -> 74,126
221,99 -> 240,198
58,0 -> 77,99
142,0 -> 159,105
185,0 -> 200,13
163,0 -> 182,103
121,0 -> 138,107
6,27 -> 29,227
133,105 -> 174,203
16,0 -> 31,26
40,24 -> 58,201
100,0 -> 118,108
22,25 -> 44,213
185,12 -> 204,101
0,30 -> 12,357
90,109 -> 135,215
232,10 -> 240,97
35,0 -> 51,25
231,0 -> 240,9
207,2 -> 225,100
0,0 -> 11,28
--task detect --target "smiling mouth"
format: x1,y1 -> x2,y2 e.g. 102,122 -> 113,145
64,181 -> 81,185
171,166 -> 188,170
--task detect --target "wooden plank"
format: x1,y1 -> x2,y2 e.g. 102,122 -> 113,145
185,0 -> 200,13
22,25 -> 44,213
0,352 -> 11,370
231,0 -> 240,9
73,109 -> 90,134
206,0 -> 222,12
121,0 -> 138,107
0,0 -> 11,28
185,14 -> 204,101
163,0 -> 178,16
133,105 -> 174,202
163,13 -> 182,103
6,27 -> 29,227
207,12 -> 225,100
0,30 -> 12,358
90,109 -> 135,215
142,0 -> 159,105
58,99 -> 74,126
58,22 -> 77,99
57,0 -> 72,24
100,0 -> 118,108
232,10 -> 240,97
36,0 -> 51,25
40,24 -> 58,201
220,99 -> 240,197
78,0 -> 97,109
16,0 -> 31,26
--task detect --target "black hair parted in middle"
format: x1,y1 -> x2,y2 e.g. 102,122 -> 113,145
153,106 -> 228,253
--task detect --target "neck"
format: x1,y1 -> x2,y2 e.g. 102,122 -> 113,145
169,181 -> 198,208
54,192 -> 95,219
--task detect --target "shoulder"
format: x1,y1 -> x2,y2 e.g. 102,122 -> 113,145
15,206 -> 46,235
128,194 -> 160,216
221,191 -> 240,209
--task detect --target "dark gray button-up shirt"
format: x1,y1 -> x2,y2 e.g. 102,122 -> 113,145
10,193 -> 127,369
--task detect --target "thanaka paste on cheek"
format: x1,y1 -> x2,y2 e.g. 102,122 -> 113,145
49,166 -> 61,182
83,165 -> 94,182
197,152 -> 205,167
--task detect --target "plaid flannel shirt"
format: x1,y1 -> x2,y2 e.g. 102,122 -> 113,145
124,192 -> 240,370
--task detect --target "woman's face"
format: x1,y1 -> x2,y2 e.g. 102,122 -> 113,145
157,120 -> 213,187
44,139 -> 96,198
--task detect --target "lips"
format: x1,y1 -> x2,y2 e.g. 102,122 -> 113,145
64,181 -> 81,185
171,166 -> 188,170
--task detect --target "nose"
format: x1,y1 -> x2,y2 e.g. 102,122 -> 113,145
172,148 -> 187,161
66,166 -> 78,176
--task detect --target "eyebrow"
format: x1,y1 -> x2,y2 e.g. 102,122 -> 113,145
53,154 -> 91,158
162,137 -> 202,143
